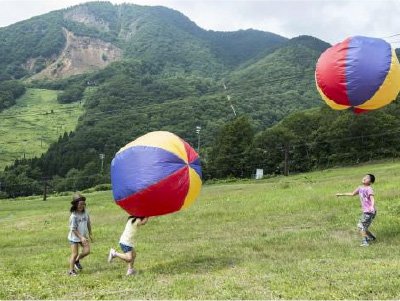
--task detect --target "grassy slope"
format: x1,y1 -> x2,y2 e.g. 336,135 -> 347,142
1,161 -> 400,299
0,88 -> 85,170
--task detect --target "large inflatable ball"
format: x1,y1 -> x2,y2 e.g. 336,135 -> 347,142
316,36 -> 400,114
111,131 -> 202,217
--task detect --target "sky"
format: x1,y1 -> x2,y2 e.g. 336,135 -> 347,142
1,0 -> 400,45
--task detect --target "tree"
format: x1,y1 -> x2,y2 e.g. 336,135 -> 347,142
248,126 -> 296,175
208,116 -> 254,178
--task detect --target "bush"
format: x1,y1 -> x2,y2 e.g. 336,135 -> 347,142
57,85 -> 85,103
94,183 -> 112,191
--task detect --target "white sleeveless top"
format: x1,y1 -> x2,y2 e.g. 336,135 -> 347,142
119,217 -> 140,247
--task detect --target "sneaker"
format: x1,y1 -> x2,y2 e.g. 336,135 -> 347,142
360,241 -> 369,247
126,268 -> 137,275
108,248 -> 116,263
69,270 -> 78,276
367,231 -> 376,242
74,261 -> 83,270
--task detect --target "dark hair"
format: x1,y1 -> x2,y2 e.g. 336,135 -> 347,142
70,193 -> 86,213
367,174 -> 375,184
127,215 -> 145,224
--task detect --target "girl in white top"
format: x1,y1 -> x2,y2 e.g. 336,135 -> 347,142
108,216 -> 148,275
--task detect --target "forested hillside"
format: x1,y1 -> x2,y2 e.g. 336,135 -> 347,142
0,2 -> 287,81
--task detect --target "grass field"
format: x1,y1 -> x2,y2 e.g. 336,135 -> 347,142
0,88 -> 85,170
2,161 -> 400,299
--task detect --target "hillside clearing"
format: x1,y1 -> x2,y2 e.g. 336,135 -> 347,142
0,88 -> 85,170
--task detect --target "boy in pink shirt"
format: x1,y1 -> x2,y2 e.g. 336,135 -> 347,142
336,174 -> 376,247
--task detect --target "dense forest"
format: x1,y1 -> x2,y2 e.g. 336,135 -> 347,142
0,2 -> 398,198
0,80 -> 26,112
205,102 -> 400,179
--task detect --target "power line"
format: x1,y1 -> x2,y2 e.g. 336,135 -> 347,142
381,33 -> 400,39
286,127 -> 400,149
384,40 -> 400,44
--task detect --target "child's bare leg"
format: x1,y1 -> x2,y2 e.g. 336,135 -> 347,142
115,250 -> 133,263
130,250 -> 136,268
127,250 -> 136,274
70,244 -> 79,270
366,230 -> 376,239
76,243 -> 90,261
128,261 -> 133,270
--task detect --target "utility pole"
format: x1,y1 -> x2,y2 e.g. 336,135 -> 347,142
99,153 -> 105,172
195,126 -> 201,153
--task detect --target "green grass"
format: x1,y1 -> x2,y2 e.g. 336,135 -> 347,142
2,161 -> 400,299
0,88 -> 85,170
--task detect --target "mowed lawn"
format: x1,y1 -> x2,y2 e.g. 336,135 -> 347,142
0,88 -> 85,170
2,161 -> 400,299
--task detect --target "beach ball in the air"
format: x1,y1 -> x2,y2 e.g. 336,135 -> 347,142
316,36 -> 400,114
111,131 -> 202,217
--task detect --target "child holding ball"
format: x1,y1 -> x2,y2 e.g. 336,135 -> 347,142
108,216 -> 148,275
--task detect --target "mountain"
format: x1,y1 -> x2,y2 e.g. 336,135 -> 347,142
0,1 -> 333,196
0,2 -> 287,81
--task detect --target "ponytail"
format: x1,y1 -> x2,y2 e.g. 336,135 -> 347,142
70,201 -> 78,213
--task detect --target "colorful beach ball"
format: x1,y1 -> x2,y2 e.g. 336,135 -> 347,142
111,131 -> 202,217
315,36 -> 400,114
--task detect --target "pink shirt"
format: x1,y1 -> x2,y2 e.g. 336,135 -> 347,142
357,186 -> 375,213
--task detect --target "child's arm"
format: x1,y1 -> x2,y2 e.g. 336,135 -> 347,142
88,222 -> 93,242
72,229 -> 88,245
336,188 -> 359,197
88,218 -> 94,243
369,195 -> 376,213
138,217 -> 149,226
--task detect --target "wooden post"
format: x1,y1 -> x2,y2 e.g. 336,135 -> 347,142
42,178 -> 51,201
284,146 -> 289,176
43,179 -> 47,201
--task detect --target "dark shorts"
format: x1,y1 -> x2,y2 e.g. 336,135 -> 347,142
357,212 -> 376,232
69,240 -> 83,246
120,243 -> 133,253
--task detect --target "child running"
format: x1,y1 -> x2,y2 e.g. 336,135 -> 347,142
68,193 -> 93,276
108,216 -> 148,275
336,174 -> 377,247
